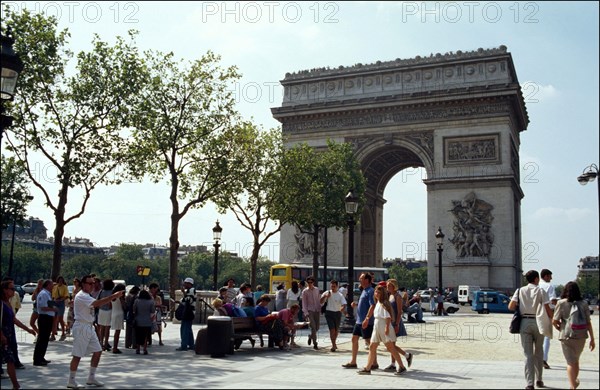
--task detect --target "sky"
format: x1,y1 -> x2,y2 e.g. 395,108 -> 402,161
4,1 -> 599,286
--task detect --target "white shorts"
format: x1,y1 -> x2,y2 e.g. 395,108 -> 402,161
370,318 -> 397,344
98,309 -> 112,326
72,322 -> 102,357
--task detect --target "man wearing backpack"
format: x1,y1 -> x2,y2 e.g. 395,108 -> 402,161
539,269 -> 558,369
509,270 -> 554,390
176,278 -> 196,351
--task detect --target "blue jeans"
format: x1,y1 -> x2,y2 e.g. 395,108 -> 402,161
180,320 -> 194,350
407,303 -> 423,321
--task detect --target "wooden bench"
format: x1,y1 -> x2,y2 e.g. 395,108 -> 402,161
231,317 -> 272,349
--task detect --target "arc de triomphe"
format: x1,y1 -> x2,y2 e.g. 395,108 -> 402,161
272,46 -> 529,291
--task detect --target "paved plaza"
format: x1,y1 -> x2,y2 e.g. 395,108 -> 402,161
6,301 -> 599,389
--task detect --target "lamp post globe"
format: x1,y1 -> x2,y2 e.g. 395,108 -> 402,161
577,163 -> 599,218
212,221 -> 222,291
1,33 -> 23,100
1,32 -> 24,144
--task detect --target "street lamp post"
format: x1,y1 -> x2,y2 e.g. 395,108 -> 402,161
212,220 -> 222,291
577,164 -> 599,212
344,191 -> 359,324
435,226 -> 445,294
1,32 -> 24,144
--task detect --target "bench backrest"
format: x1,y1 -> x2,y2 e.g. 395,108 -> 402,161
232,316 -> 256,332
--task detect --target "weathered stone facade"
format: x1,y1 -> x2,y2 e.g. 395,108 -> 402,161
272,46 -> 528,291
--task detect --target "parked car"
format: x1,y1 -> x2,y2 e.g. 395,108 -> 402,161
22,282 -> 38,295
471,291 -> 512,314
14,285 -> 26,300
420,295 -> 460,314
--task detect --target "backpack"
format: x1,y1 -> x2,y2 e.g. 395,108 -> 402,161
175,301 -> 187,321
563,301 -> 588,339
176,300 -> 194,321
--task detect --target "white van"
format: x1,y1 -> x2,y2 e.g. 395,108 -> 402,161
113,279 -> 127,288
458,285 -> 481,305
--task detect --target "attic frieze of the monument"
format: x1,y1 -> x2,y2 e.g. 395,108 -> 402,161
282,101 -> 511,133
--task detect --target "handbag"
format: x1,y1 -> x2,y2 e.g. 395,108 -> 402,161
509,288 -> 522,334
321,290 -> 329,314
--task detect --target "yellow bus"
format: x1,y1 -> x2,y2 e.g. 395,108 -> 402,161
269,263 -> 389,295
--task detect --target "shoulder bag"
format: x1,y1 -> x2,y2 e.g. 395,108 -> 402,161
321,291 -> 329,314
509,288 -> 522,334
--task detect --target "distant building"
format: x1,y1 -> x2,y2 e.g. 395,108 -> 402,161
9,235 -> 104,257
142,245 -> 169,260
577,255 -> 599,278
1,216 -> 47,241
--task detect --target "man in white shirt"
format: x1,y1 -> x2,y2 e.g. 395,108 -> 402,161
33,279 -> 56,366
67,275 -> 125,389
321,280 -> 347,352
538,268 -> 557,369
508,270 -> 553,390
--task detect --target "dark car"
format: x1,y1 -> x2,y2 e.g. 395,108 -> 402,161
14,285 -> 26,301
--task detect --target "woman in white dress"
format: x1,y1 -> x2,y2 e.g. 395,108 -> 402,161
110,284 -> 126,353
357,285 -> 407,376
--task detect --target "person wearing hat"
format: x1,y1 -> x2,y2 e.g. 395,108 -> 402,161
176,278 -> 196,351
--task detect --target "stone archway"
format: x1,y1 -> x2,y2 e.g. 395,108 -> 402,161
272,46 -> 529,291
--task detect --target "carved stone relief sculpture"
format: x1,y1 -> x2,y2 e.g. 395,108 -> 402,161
294,225 -> 325,261
448,192 -> 494,257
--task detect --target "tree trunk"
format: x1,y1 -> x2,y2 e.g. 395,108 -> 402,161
168,174 -> 181,300
50,183 -> 69,281
168,210 -> 181,299
250,240 -> 260,288
312,225 -> 319,284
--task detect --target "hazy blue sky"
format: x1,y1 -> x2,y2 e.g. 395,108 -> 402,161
7,1 -> 598,286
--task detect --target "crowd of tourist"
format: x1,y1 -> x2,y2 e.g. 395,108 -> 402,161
0,269 -> 596,389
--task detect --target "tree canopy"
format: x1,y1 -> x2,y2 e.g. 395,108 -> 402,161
2,9 -> 147,279
127,49 -> 254,296
270,140 -> 366,280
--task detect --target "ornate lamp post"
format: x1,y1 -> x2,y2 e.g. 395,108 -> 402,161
1,32 -> 24,144
435,226 -> 445,294
212,220 -> 222,291
577,164 -> 599,212
344,190 -> 359,323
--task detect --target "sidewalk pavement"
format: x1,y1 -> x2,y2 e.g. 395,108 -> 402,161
6,303 -> 600,389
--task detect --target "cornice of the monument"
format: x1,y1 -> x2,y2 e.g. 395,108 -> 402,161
283,45 -> 510,82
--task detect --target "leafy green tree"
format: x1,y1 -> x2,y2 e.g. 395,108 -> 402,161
388,265 -> 428,290
214,125 -> 286,288
271,141 -> 366,282
0,155 -> 33,276
0,242 -> 52,284
127,49 -> 253,297
0,155 -> 32,231
60,254 -> 105,280
577,273 -> 599,299
2,10 -> 147,280
113,244 -> 144,262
